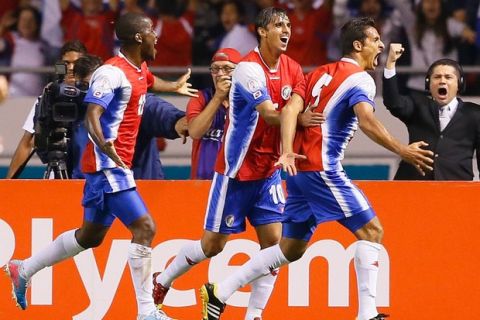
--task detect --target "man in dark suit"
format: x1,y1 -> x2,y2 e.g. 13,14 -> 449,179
383,43 -> 480,180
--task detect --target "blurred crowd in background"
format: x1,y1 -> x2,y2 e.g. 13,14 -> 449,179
2,0 -> 480,98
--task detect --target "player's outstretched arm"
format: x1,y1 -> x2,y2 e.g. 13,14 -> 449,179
85,103 -> 128,169
354,101 -> 434,175
152,68 -> 199,97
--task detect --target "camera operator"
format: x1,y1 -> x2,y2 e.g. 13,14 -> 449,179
5,40 -> 87,178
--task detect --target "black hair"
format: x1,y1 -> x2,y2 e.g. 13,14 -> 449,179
221,0 -> 246,20
340,17 -> 376,56
415,0 -> 453,55
115,12 -> 150,44
15,6 -> 42,39
73,54 -> 103,80
254,7 -> 288,43
60,40 -> 88,57
425,58 -> 465,93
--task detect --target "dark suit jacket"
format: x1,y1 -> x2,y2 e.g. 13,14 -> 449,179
383,74 -> 480,180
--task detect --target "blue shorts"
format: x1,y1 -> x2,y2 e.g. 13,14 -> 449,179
282,171 -> 376,241
204,171 -> 285,234
82,168 -> 148,227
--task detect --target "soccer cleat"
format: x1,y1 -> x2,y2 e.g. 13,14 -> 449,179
370,314 -> 389,320
199,283 -> 226,320
4,260 -> 29,310
152,272 -> 170,308
138,309 -> 175,320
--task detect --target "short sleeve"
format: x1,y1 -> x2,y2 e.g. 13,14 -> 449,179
232,61 -> 271,107
186,92 -> 207,122
22,102 -> 36,133
292,64 -> 306,100
347,72 -> 376,110
84,65 -> 122,109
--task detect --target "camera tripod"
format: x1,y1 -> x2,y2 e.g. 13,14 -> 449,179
44,150 -> 70,179
44,159 -> 69,179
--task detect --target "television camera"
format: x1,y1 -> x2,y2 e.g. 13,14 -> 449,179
33,62 -> 87,179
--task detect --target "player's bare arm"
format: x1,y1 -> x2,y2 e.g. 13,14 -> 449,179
85,103 -> 128,169
152,68 -> 198,97
274,94 -> 307,176
256,99 -> 281,126
354,101 -> 434,175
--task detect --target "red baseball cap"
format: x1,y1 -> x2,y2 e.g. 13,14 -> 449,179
211,48 -> 242,64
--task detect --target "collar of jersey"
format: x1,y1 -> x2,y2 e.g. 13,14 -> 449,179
254,47 -> 279,73
118,51 -> 142,73
340,57 -> 360,66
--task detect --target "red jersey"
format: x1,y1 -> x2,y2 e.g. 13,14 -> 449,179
294,58 -> 376,172
81,53 -> 154,173
215,48 -> 306,181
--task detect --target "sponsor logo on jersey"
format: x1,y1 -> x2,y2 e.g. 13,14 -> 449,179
253,90 -> 262,99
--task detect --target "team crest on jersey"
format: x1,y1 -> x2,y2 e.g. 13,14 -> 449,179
93,91 -> 102,98
281,85 -> 292,100
225,214 -> 235,227
247,79 -> 260,92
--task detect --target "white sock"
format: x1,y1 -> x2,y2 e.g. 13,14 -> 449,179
157,240 -> 207,287
217,244 -> 288,303
21,229 -> 85,279
245,270 -> 279,320
128,243 -> 156,316
354,240 -> 382,320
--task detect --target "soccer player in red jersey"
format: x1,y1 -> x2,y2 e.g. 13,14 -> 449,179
152,7 -> 321,320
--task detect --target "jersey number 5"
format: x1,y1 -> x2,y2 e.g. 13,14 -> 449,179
306,73 -> 332,111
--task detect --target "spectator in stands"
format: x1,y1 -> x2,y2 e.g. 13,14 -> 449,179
0,6 -> 47,97
187,47 -> 241,180
217,0 -> 257,56
383,43 -> 480,180
60,0 -> 118,61
286,0 -> 333,67
386,0 -> 476,93
150,0 -> 193,67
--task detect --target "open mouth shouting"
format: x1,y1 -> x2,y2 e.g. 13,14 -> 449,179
280,35 -> 289,48
437,87 -> 448,99
373,52 -> 381,67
